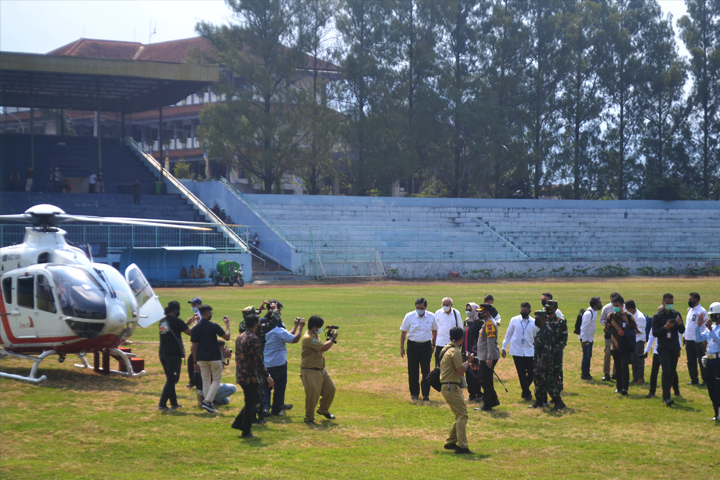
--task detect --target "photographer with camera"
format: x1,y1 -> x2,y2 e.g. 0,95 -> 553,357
263,313 -> 305,416
439,326 -> 474,454
194,340 -> 237,407
190,305 -> 231,414
301,316 -> 337,425
232,312 -> 274,439
651,293 -> 685,407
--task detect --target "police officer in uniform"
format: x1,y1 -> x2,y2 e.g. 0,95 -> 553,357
439,326 -> 474,454
545,300 -> 568,393
651,293 -> 685,407
301,315 -> 337,425
475,304 -> 500,411
530,310 -> 565,410
696,302 -> 720,420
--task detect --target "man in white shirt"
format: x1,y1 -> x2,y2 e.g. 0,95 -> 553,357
625,299 -> 647,384
579,297 -> 602,380
434,297 -> 463,366
599,292 -> 622,381
541,293 -> 564,319
400,297 -> 438,402
685,292 -> 708,386
501,302 -> 536,401
483,294 -> 502,325
88,172 -> 97,193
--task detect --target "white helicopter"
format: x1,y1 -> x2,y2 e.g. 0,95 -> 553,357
0,204 -> 210,383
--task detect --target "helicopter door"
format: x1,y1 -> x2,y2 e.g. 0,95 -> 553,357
11,275 -> 38,338
34,273 -> 66,336
124,264 -> 163,328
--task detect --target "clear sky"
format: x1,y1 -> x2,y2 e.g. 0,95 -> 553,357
0,0 -> 691,55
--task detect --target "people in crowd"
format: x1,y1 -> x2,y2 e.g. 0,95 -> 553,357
263,312 -> 305,416
475,304 -> 501,411
651,293 -> 685,407
133,179 -> 141,204
685,292 -> 708,386
88,171 -> 97,193
599,293 -> 622,381
196,265 -> 206,279
625,299 -> 647,384
180,266 -> 188,279
301,315 -> 337,425
604,295 -> 640,395
695,302 -> 720,421
185,297 -> 202,387
400,297 -> 437,402
188,265 -> 197,279
545,300 -> 568,393
439,327 -> 474,454
643,319 -> 681,399
157,300 -> 197,411
97,171 -> 105,193
434,297 -> 462,366
530,310 -> 565,410
10,167 -> 20,191
25,166 -> 33,192
502,302 -> 537,400
463,302 -> 482,403
579,297 -> 602,380
540,293 -> 564,318
483,294 -> 502,325
195,340 -> 237,407
190,304 -> 231,413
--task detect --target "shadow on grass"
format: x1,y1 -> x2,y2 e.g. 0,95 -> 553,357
0,366 -> 138,392
474,409 -> 510,418
441,451 -> 491,461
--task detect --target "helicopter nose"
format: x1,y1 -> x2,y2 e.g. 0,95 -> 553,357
104,301 -> 131,337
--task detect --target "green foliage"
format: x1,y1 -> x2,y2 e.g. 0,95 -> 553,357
594,264 -> 630,277
172,158 -> 193,179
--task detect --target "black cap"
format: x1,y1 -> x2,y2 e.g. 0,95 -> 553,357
188,297 -> 202,304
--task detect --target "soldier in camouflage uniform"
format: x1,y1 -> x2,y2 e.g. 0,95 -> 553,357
530,310 -> 566,410
545,300 -> 568,393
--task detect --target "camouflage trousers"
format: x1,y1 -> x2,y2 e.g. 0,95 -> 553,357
534,365 -> 559,401
554,349 -> 564,392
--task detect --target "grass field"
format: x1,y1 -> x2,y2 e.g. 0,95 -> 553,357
1,277 -> 719,480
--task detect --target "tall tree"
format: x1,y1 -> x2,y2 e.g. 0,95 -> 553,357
196,0 -> 307,193
555,0 -> 606,199
678,0 -> 720,199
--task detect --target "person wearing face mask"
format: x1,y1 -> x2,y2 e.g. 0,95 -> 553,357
157,300 -> 198,411
599,292 -> 622,382
545,300 -> 568,394
400,298 -> 438,402
579,297 -> 602,380
501,302 -> 537,401
695,302 -> 720,421
540,293 -> 564,319
483,294 -> 501,325
439,327 -> 475,454
434,297 -> 463,366
684,292 -> 708,386
190,304 -> 231,413
530,310 -> 565,410
185,297 -> 203,388
301,315 -> 337,425
624,299 -> 647,384
475,304 -> 501,411
604,296 -> 640,395
463,302 -> 483,403
651,293 -> 685,407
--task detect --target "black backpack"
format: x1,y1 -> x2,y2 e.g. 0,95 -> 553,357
574,308 -> 586,335
426,346 -> 451,392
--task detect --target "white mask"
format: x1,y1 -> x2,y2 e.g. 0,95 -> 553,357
442,306 -> 451,313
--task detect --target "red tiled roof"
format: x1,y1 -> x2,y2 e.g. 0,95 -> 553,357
47,36 -> 339,72
48,38 -> 143,60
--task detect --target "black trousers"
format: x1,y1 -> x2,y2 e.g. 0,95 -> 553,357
649,353 -> 679,395
434,345 -> 444,367
466,366 -> 481,399
407,340 -> 432,398
480,359 -> 500,407
705,358 -> 720,418
685,340 -> 707,384
234,383 -> 259,434
186,352 -> 196,385
611,349 -> 631,392
512,356 -> 534,398
658,347 -> 680,401
159,355 -> 182,407
265,364 -> 288,415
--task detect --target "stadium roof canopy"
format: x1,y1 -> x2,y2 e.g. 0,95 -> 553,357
0,51 -> 219,113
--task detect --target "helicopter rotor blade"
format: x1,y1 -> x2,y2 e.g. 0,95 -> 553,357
0,214 -> 32,222
55,215 -> 212,231
92,216 -> 217,227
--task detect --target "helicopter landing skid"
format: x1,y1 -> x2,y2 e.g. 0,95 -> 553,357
0,348 -> 56,383
73,348 -> 146,378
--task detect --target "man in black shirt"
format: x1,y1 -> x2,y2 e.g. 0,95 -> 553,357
191,305 -> 231,413
651,293 -> 685,406
158,300 -> 197,411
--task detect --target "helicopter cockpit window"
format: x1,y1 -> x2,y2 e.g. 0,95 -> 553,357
17,276 -> 34,309
126,268 -> 153,308
35,274 -> 57,314
2,277 -> 11,305
47,266 -> 106,320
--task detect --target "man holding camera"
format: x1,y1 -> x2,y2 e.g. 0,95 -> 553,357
232,312 -> 274,438
190,305 -> 231,414
439,327 -> 474,454
195,340 -> 237,407
652,293 -> 685,406
301,316 -> 337,425
400,298 -> 438,402
263,312 -> 305,416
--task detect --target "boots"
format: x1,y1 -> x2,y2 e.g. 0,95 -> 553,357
552,397 -> 566,411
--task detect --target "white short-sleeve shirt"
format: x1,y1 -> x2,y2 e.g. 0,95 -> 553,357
400,310 -> 438,343
434,308 -> 462,346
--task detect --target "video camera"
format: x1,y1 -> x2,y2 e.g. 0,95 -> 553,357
325,325 -> 339,343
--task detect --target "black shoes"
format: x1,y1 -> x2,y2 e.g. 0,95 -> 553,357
581,374 -> 593,380
602,375 -> 611,381
423,397 -> 430,402
444,443 -> 457,450
317,411 -> 336,420
529,401 -> 545,408
552,398 -> 566,410
454,447 -> 473,454
271,411 -> 286,416
241,432 -> 259,439
201,401 -> 218,414
611,375 -> 616,380
522,395 -> 533,401
665,398 -> 675,407
646,393 -> 656,398
305,420 -> 317,425
614,389 -> 628,395
411,395 -> 419,400
282,404 -> 294,410
231,422 -> 242,430
157,405 -> 169,411
253,419 -> 268,425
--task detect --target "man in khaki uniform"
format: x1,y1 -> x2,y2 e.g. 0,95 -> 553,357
439,326 -> 474,454
301,315 -> 337,425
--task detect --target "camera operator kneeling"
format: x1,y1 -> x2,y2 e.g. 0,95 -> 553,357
301,316 -> 337,425
440,327 -> 474,455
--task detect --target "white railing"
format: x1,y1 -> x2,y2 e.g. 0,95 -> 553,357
125,137 -> 249,252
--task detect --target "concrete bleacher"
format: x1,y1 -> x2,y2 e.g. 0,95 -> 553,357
0,134 -> 157,195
